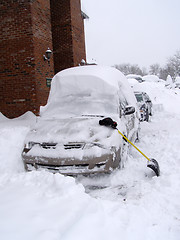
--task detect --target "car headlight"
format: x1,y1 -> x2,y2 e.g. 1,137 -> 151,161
24,142 -> 35,150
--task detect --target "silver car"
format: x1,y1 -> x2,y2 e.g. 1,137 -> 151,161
134,91 -> 152,121
22,66 -> 139,175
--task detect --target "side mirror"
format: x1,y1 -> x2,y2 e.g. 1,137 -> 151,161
124,106 -> 135,115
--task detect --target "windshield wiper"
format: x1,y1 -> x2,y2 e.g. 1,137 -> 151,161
81,114 -> 105,118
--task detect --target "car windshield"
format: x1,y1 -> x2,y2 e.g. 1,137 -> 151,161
135,93 -> 143,102
41,93 -> 119,119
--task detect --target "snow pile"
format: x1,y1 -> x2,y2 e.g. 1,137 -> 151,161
0,112 -> 8,121
41,66 -> 137,118
142,75 -> 160,82
165,75 -> 175,89
0,127 -> 29,173
14,111 -> 37,121
133,81 -> 180,114
0,171 -> 92,240
175,76 -> 180,88
0,112 -> 37,173
127,78 -> 139,88
0,111 -> 37,127
0,71 -> 180,240
126,74 -> 143,80
175,76 -> 180,84
25,116 -> 123,160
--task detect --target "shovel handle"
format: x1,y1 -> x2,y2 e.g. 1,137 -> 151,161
117,129 -> 151,162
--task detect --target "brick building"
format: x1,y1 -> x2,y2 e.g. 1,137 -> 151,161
0,0 -> 87,118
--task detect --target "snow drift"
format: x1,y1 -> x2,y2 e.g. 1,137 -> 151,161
0,70 -> 180,240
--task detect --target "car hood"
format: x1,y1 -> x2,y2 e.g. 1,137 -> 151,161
24,116 -> 124,148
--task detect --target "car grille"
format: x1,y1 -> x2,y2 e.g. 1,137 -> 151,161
39,142 -> 85,150
64,143 -> 85,150
40,143 -> 57,149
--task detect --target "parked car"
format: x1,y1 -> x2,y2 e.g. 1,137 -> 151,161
134,91 -> 152,122
175,77 -> 180,89
126,74 -> 144,83
22,66 -> 139,175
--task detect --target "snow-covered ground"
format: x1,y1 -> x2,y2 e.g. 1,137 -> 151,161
0,80 -> 180,240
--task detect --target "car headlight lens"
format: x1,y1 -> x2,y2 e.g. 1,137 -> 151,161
24,142 -> 35,150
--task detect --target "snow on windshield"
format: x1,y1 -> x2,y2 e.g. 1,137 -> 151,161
1,79 -> 180,240
40,66 -> 137,118
41,93 -> 119,118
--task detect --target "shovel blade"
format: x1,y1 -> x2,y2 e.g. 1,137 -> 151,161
147,158 -> 160,177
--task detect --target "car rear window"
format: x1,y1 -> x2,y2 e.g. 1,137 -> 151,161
135,94 -> 143,102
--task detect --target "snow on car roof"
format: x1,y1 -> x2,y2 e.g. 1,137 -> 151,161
142,75 -> 160,82
126,74 -> 143,79
40,66 -> 138,118
47,65 -> 136,106
175,76 -> 180,83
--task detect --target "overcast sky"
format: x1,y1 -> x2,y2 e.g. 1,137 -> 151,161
81,0 -> 180,70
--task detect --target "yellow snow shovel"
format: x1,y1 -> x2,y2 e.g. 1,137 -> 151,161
99,117 -> 160,177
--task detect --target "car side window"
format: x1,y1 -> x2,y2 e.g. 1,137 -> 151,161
119,95 -> 128,118
144,93 -> 150,101
135,93 -> 143,102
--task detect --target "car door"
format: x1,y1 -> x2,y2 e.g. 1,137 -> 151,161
119,95 -> 135,139
143,93 -> 152,113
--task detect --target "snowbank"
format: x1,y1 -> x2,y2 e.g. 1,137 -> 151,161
133,81 -> 180,114
127,78 -> 139,88
126,74 -> 143,80
0,112 -> 8,121
0,75 -> 180,240
142,75 -> 160,82
0,111 -> 37,127
175,76 -> 180,83
0,126 -> 29,173
0,112 -> 37,173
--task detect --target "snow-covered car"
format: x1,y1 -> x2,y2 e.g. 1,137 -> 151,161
126,74 -> 144,83
134,91 -> 152,122
22,66 -> 139,175
175,77 -> 180,89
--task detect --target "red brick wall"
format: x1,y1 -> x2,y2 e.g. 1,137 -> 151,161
70,0 -> 86,67
0,1 -> 35,118
50,0 -> 86,74
31,0 -> 54,108
50,0 -> 73,73
0,0 -> 54,118
0,0 -> 86,118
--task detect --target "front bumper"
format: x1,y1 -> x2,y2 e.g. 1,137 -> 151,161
22,143 -> 120,175
23,154 -> 116,175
